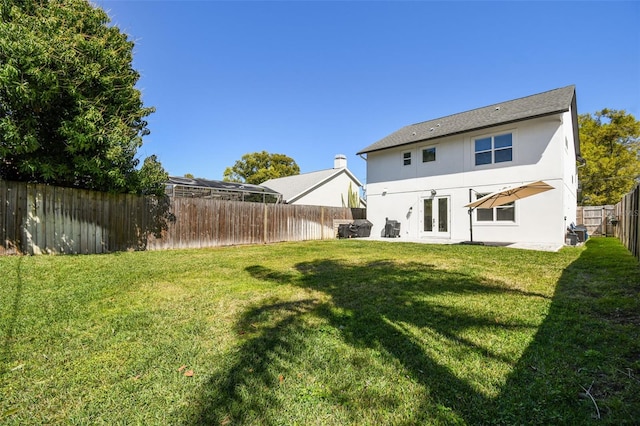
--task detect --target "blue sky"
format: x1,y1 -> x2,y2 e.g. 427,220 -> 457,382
94,1 -> 639,185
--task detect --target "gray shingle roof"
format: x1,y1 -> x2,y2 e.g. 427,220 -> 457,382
357,85 -> 577,155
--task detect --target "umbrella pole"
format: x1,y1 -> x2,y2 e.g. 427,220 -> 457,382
462,188 -> 483,245
468,188 -> 473,242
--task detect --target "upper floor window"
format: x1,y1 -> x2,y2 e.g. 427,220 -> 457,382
403,151 -> 412,166
475,133 -> 512,166
422,147 -> 436,163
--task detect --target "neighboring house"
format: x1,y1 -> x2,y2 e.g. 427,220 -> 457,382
262,155 -> 365,208
357,85 -> 581,245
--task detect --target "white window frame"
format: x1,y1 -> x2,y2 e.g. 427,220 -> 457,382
402,151 -> 412,166
421,146 -> 436,163
475,193 -> 516,223
474,132 -> 513,166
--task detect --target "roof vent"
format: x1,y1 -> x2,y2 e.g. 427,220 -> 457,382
429,128 -> 434,131
495,106 -> 501,111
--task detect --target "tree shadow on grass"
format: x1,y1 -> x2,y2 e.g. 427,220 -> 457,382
189,257 -> 552,424
188,239 -> 639,424
187,298 -> 322,425
487,238 -> 640,424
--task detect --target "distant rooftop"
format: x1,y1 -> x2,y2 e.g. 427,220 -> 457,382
262,169 -> 342,203
166,176 -> 281,203
262,155 -> 362,204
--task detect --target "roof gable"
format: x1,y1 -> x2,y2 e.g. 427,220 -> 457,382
358,85 -> 577,155
262,168 -> 362,203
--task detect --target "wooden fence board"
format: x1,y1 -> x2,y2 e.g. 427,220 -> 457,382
0,181 -> 5,255
0,181 -> 19,255
43,186 -> 53,254
34,185 -> 45,255
576,205 -> 615,237
70,187 -> 79,253
613,185 -> 640,261
10,181 -> 19,253
16,182 -> 27,254
55,186 -> 63,253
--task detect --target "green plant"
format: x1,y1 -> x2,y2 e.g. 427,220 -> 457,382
342,182 -> 360,208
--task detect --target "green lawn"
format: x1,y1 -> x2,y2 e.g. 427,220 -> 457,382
1,238 -> 639,425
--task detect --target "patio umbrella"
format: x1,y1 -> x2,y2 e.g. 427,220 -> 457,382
465,180 -> 554,209
463,180 -> 554,243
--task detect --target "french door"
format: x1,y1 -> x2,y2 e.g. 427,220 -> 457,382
421,196 -> 451,238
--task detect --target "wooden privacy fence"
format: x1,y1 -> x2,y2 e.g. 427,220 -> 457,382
154,197 -> 365,251
613,184 -> 640,261
576,205 -> 616,237
0,180 -> 365,255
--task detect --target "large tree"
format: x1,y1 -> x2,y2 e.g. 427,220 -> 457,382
578,109 -> 640,205
0,0 -> 167,195
223,151 -> 300,184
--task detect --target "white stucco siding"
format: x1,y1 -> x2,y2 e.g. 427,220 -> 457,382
364,114 -> 576,245
366,179 -> 565,243
368,117 -> 565,184
294,172 -> 360,207
560,109 -> 579,227
367,135 -> 466,184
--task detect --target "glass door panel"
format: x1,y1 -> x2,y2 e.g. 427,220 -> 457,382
423,199 -> 433,232
438,197 -> 448,232
421,196 -> 450,238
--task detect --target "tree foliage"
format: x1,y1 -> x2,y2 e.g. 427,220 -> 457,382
223,151 -> 300,185
578,109 -> 640,205
137,155 -> 168,196
0,0 -> 167,195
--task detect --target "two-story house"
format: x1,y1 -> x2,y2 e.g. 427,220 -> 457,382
357,85 -> 580,246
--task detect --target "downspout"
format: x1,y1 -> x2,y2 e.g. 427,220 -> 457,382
359,153 -> 368,206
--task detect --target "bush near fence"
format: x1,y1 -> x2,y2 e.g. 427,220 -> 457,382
0,180 -> 365,255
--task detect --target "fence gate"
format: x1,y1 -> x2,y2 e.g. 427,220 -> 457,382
576,205 -> 615,237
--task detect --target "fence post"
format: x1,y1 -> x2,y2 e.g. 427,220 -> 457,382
263,203 -> 268,244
